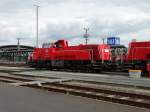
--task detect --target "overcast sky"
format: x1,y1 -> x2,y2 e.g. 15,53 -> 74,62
0,0 -> 150,46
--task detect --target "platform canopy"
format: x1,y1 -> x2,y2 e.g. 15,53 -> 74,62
0,45 -> 34,52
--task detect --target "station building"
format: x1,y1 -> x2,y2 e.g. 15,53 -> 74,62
0,45 -> 34,62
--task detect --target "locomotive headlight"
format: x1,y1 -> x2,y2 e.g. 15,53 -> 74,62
104,49 -> 109,52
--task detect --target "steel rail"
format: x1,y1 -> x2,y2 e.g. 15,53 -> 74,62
23,83 -> 150,109
0,75 -> 34,83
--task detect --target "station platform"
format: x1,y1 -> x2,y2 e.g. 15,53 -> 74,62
0,83 -> 149,112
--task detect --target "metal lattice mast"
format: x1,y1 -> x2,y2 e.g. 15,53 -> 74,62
83,28 -> 89,45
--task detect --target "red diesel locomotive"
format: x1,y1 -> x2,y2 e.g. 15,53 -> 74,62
123,41 -> 150,76
28,40 -> 111,71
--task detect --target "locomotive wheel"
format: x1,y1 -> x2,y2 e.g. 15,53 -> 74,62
46,62 -> 52,70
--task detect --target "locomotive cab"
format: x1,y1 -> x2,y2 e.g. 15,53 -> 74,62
54,40 -> 68,48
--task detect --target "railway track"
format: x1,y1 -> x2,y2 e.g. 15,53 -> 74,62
0,75 -> 34,83
0,74 -> 150,109
25,82 -> 150,109
0,63 -> 129,76
0,63 -> 27,67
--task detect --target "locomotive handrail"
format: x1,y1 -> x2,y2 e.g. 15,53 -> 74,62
102,45 -> 104,64
98,47 -> 101,60
89,49 -> 94,63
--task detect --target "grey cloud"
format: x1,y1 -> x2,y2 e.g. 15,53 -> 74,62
81,17 -> 150,37
39,15 -> 150,45
1,0 -> 150,11
40,22 -> 83,41
0,0 -> 150,46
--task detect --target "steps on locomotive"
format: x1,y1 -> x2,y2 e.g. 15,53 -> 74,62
92,61 -> 103,67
